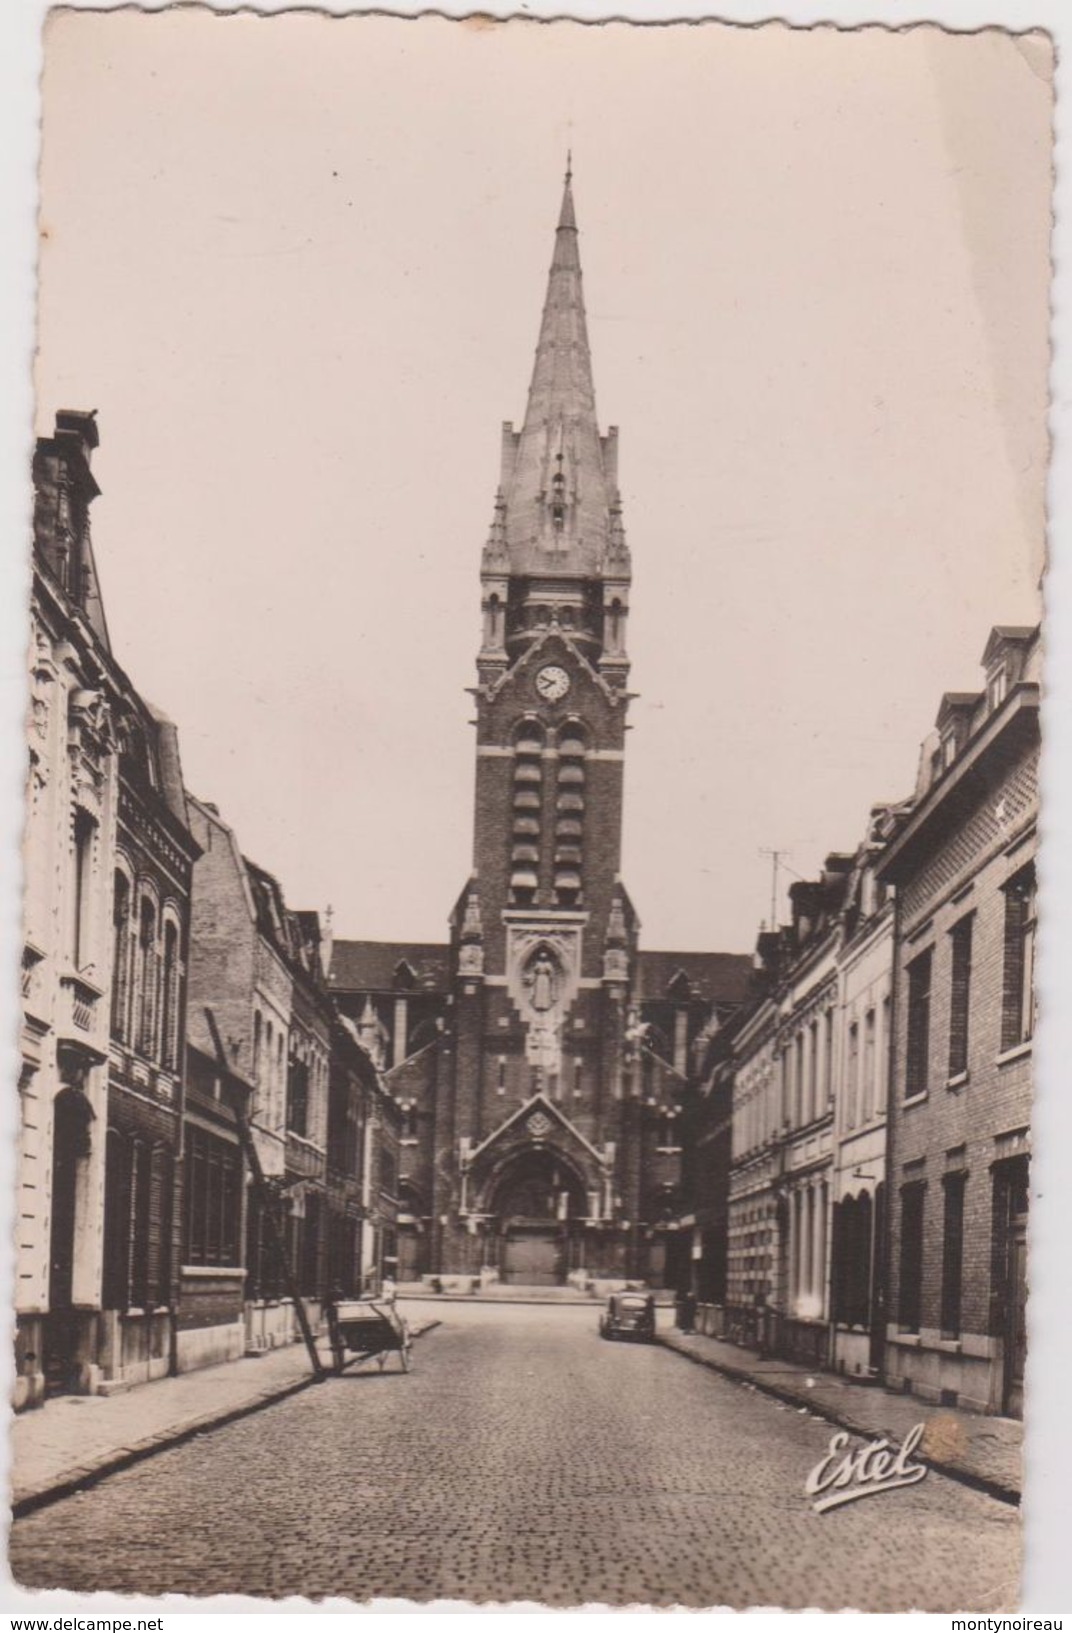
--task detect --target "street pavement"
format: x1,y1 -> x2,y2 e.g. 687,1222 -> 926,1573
9,1303 -> 1019,1610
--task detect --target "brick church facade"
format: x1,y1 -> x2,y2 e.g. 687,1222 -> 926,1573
330,172 -> 751,1288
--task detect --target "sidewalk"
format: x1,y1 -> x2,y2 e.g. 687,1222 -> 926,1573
11,1310 -> 438,1517
657,1326 -> 1022,1504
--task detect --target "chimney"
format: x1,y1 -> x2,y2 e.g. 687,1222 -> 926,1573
55,408 -> 100,464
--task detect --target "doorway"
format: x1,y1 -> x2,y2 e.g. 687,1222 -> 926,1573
44,1086 -> 94,1395
502,1229 -> 561,1285
489,1145 -> 585,1286
997,1159 -> 1028,1418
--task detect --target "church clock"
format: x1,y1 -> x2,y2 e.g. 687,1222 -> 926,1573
535,664 -> 570,702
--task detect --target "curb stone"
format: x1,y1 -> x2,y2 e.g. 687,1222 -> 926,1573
655,1332 -> 1020,1508
12,1319 -> 441,1520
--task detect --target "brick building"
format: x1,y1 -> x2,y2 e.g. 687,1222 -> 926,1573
182,799 -> 399,1356
330,172 -> 751,1288
877,626 -> 1038,1416
100,694 -> 198,1393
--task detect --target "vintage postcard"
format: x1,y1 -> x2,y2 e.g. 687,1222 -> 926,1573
4,3 -> 1063,1613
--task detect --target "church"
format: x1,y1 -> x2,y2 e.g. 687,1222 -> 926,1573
330,170 -> 752,1289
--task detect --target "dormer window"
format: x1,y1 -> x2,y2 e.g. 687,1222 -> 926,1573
940,729 -> 957,771
986,663 -> 1008,713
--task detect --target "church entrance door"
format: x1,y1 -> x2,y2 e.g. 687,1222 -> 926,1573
487,1145 -> 586,1288
398,1225 -> 425,1283
502,1228 -> 561,1285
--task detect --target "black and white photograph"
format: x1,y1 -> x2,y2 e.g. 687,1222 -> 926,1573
2,3 -> 1063,1612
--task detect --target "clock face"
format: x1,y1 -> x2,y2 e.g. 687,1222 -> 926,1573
535,664 -> 570,702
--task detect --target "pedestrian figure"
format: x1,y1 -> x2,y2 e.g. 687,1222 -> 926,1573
676,1290 -> 696,1333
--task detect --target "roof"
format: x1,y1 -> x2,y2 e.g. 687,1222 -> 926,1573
877,683 -> 1040,885
635,950 -> 753,1006
330,940 -> 451,993
243,858 -> 290,955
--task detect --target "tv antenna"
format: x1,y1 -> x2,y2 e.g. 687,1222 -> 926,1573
759,848 -> 789,931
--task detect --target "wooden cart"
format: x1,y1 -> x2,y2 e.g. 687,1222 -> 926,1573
325,1298 -> 412,1375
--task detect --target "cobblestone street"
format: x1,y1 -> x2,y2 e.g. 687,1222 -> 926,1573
10,1304 -> 1019,1610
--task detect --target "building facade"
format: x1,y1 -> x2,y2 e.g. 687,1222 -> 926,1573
99,694 -> 198,1393
722,865 -> 849,1365
19,412 -> 204,1407
698,834 -> 897,1376
18,411 -> 120,1406
828,812 -> 897,1382
878,626 -> 1038,1416
329,174 -> 751,1287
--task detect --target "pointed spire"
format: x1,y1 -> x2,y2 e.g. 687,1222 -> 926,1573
557,153 -> 577,235
499,164 -> 613,575
460,881 -> 484,942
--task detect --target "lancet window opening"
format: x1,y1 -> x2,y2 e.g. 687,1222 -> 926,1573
509,719 -> 545,905
554,721 -> 587,905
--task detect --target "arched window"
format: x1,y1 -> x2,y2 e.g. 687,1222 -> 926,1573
71,808 -> 97,969
277,1034 -> 285,1122
287,1046 -> 310,1137
485,593 -> 503,649
137,895 -> 158,1058
111,870 -> 132,1042
160,918 -> 180,1071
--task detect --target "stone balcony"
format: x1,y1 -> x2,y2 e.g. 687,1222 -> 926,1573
58,971 -> 106,1045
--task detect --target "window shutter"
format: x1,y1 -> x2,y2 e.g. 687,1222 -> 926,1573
103,1129 -> 132,1311
146,1145 -> 170,1305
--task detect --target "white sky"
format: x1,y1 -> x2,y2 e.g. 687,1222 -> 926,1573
34,12 -> 1050,953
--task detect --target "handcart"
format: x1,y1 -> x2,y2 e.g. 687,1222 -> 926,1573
325,1297 -> 412,1375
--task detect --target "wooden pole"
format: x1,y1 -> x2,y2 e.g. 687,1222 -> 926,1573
204,1007 -> 326,1382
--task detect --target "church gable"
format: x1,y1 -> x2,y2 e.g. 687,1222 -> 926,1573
486,628 -> 621,719
465,1092 -> 609,1181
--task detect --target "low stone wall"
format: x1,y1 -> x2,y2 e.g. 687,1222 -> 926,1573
244,1298 -> 325,1354
14,1315 -> 46,1411
98,1308 -> 172,1393
884,1330 -> 999,1414
832,1326 -> 872,1381
176,1266 -> 247,1376
176,1318 -> 245,1375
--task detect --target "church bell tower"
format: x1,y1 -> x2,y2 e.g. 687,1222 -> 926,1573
439,166 -> 643,1284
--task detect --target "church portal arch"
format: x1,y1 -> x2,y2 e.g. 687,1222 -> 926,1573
477,1142 -> 590,1287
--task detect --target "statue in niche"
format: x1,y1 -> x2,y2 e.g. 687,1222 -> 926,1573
526,949 -> 558,1013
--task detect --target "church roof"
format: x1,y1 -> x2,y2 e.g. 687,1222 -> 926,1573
500,165 -> 616,576
329,939 -> 451,993
635,949 -> 753,1006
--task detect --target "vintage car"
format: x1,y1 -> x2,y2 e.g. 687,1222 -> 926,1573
598,1290 -> 656,1343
